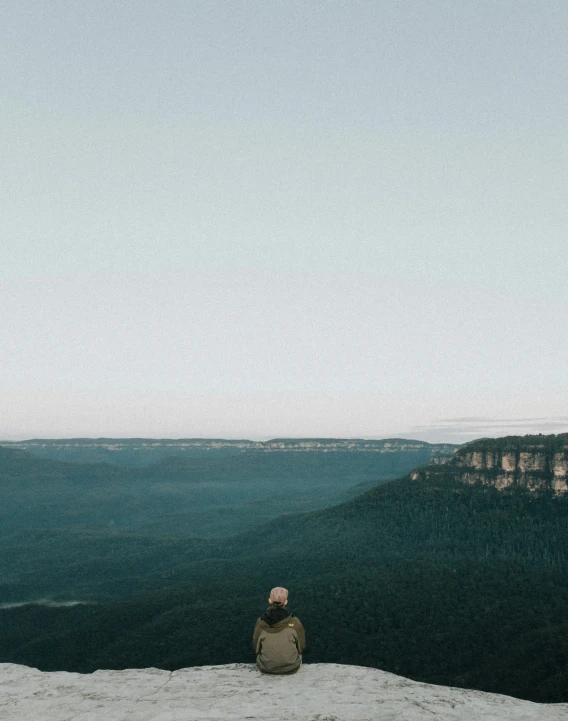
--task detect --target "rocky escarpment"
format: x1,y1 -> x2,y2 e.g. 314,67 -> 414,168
0,437 -> 458,468
412,434 -> 568,493
1,437 -> 457,454
249,438 -> 458,455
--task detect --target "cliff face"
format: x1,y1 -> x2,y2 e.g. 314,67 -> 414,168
412,434 -> 568,493
248,438 -> 457,455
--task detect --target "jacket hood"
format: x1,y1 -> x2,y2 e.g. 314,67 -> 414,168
260,605 -> 292,627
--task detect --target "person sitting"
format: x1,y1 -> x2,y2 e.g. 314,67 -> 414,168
253,586 -> 306,674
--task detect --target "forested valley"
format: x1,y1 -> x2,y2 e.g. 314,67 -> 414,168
1,437 -> 567,704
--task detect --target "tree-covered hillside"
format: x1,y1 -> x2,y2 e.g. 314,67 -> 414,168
462,433 -> 568,453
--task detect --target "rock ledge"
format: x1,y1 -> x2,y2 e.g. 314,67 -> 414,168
1,662 -> 566,721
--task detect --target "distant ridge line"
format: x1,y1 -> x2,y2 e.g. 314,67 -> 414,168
1,436 -> 458,445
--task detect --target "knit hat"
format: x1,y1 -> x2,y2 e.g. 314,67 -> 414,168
269,586 -> 288,604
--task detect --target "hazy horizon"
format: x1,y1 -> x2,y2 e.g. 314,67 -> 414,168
3,415 -> 568,446
2,2 -> 567,440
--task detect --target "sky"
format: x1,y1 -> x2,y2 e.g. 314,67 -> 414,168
1,0 -> 567,443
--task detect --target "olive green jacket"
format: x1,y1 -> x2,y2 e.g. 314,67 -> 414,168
253,608 -> 306,675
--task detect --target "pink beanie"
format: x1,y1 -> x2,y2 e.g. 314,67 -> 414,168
269,587 -> 289,603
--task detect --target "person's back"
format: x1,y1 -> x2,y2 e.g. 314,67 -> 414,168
253,586 -> 305,674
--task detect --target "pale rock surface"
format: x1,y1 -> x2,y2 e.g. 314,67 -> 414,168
1,663 -> 566,721
412,441 -> 568,493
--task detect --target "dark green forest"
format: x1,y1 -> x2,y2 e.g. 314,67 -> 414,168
1,438 -> 567,704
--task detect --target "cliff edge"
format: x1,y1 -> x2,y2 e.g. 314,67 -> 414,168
411,433 -> 568,493
1,662 -> 566,721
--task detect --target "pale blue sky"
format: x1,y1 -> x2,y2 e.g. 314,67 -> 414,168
1,1 -> 567,441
